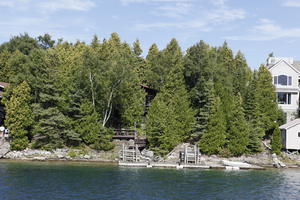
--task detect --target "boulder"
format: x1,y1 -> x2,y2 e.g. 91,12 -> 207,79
0,140 -> 10,158
141,149 -> 154,158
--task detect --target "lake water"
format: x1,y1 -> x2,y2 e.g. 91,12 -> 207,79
0,161 -> 300,200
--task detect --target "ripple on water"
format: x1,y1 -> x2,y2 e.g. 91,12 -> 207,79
0,162 -> 300,200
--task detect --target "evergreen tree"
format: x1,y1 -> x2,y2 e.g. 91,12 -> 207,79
227,95 -> 250,156
76,100 -> 114,150
3,81 -> 33,150
144,43 -> 163,90
214,42 -> 235,125
191,78 -> 214,141
232,51 -> 252,97
256,64 -> 279,135
146,39 -> 194,155
0,33 -> 39,55
271,126 -> 282,155
31,63 -> 69,149
199,97 -> 226,155
244,72 -> 265,153
133,39 -> 143,56
146,75 -> 194,155
183,41 -> 216,141
37,33 -> 55,49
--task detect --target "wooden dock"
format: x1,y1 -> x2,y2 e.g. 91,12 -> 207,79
118,162 -> 265,170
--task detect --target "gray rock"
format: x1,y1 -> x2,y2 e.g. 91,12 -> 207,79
0,140 -> 10,158
141,149 -> 154,158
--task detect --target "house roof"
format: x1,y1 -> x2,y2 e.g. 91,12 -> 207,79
280,118 -> 300,130
293,61 -> 300,72
267,59 -> 300,74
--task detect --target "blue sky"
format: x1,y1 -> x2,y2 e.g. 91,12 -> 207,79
1,0 -> 300,68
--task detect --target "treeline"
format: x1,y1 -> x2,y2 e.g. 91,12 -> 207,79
0,33 -> 284,156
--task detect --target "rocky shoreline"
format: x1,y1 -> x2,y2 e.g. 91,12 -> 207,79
1,140 -> 300,169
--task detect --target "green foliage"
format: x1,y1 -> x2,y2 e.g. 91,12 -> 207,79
0,33 -> 284,156
68,150 -> 77,158
146,39 -> 195,155
10,137 -> 29,151
133,39 -> 143,56
256,65 -> 279,135
232,51 -> 252,97
0,33 -> 39,55
243,71 -> 264,153
199,97 -> 226,155
227,95 -> 250,156
76,100 -> 115,151
271,126 -> 282,155
2,81 -> 33,150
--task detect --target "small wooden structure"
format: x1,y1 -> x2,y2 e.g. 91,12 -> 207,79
114,128 -> 147,162
113,129 -> 136,140
280,118 -> 300,150
113,129 -> 147,149
120,142 -> 140,162
180,144 -> 201,164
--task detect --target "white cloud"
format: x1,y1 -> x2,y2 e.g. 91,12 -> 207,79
0,0 -> 15,7
39,0 -> 96,11
123,0 -> 245,31
0,0 -> 97,42
120,0 -> 194,18
154,2 -> 192,18
226,18 -> 300,41
282,0 -> 300,7
135,6 -> 245,31
120,0 -> 193,5
0,0 -> 96,12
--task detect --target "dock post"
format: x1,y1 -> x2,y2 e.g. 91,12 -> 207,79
184,145 -> 187,164
122,143 -> 125,161
194,145 -> 197,164
135,144 -> 138,162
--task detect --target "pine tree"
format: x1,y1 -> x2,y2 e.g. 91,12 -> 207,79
227,94 -> 250,156
146,39 -> 194,155
146,75 -> 194,155
214,42 -> 235,125
199,97 -> 226,155
232,51 -> 252,97
191,78 -> 215,141
3,81 -> 33,150
76,100 -> 114,150
244,71 -> 264,153
144,43 -> 162,90
271,126 -> 282,155
31,64 -> 69,149
183,41 -> 216,141
133,39 -> 143,56
256,64 -> 279,135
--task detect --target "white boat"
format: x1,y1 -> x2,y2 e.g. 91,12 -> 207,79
222,160 -> 253,168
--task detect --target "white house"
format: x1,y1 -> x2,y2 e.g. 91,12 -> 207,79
279,119 -> 300,150
267,57 -> 300,122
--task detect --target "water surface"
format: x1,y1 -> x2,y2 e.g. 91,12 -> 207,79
0,161 -> 299,200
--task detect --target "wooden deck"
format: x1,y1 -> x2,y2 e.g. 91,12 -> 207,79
113,129 -> 148,150
112,129 -> 136,140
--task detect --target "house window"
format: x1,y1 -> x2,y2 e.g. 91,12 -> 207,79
274,75 -> 292,86
277,92 -> 291,104
298,132 -> 300,137
274,76 -> 278,84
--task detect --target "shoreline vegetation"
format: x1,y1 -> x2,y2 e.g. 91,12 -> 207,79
1,142 -> 300,170
0,33 -> 288,168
